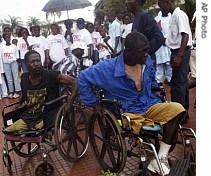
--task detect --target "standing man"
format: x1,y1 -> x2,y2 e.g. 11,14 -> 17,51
125,0 -> 164,63
107,11 -> 122,54
158,0 -> 192,123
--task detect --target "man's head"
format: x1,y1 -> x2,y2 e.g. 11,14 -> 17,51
107,11 -> 116,23
71,41 -> 88,59
64,19 -> 73,29
34,25 -> 41,37
24,50 -> 42,74
76,18 -> 85,30
158,0 -> 175,14
124,31 -> 149,66
125,0 -> 146,14
2,34 -> 11,45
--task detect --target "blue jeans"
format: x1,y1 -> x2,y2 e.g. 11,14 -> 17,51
3,61 -> 21,93
170,48 -> 191,111
20,59 -> 28,73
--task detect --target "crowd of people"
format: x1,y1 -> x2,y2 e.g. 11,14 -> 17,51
0,0 -> 195,175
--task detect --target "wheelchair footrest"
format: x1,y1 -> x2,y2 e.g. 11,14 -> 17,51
168,159 -> 189,176
5,134 -> 43,143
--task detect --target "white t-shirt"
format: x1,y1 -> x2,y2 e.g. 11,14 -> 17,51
46,34 -> 68,62
32,35 -> 47,65
98,37 -> 111,59
165,7 -> 192,49
108,20 -> 122,52
1,44 -> 19,64
155,12 -> 172,64
91,31 -> 102,50
72,28 -> 93,57
122,23 -> 133,39
17,36 -> 35,59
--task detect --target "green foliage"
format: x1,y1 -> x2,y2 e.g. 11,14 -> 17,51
99,170 -> 119,176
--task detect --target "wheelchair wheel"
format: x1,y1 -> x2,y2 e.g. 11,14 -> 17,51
132,170 -> 153,176
11,141 -> 40,157
2,149 -> 12,173
184,149 -> 196,176
54,104 -> 89,162
89,109 -> 127,173
34,161 -> 54,176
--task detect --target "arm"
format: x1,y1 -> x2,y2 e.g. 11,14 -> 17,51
171,33 -> 189,68
141,13 -> 164,55
56,74 -> 78,106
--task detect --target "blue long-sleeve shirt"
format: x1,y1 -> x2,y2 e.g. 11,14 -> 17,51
78,52 -> 161,114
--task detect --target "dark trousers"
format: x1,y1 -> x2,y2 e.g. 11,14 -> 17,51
170,48 -> 191,111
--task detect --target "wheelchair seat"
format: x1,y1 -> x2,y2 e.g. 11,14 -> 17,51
142,123 -> 163,131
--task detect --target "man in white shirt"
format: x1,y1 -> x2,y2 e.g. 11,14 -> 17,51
107,11 -> 122,53
72,18 -> 93,69
158,0 -> 192,124
32,25 -> 47,66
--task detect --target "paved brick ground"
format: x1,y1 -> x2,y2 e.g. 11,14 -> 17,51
0,84 -> 196,176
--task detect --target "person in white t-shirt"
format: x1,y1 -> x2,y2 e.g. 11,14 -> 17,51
17,27 -> 35,73
154,11 -> 172,86
0,45 -> 8,100
46,23 -> 69,70
32,25 -> 47,66
97,25 -> 112,60
1,34 -> 21,99
72,18 -> 94,69
107,11 -> 122,53
86,22 -> 102,64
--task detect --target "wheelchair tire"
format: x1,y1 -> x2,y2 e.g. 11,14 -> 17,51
11,141 -> 40,157
34,161 -> 54,176
184,150 -> 196,176
3,152 -> 12,173
132,170 -> 153,176
89,109 -> 127,173
54,104 -> 89,162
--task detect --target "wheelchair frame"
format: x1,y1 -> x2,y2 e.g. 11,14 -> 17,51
88,88 -> 196,175
2,93 -> 89,175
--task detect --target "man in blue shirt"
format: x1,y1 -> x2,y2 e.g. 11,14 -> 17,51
78,31 -> 186,175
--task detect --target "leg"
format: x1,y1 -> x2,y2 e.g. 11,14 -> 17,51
170,49 -> 190,111
3,119 -> 29,132
3,63 -> 14,94
146,102 -> 186,175
156,63 -> 165,84
11,61 -> 21,92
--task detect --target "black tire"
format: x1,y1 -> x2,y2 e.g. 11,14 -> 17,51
3,152 -> 12,173
89,109 -> 127,173
54,104 -> 89,162
132,169 -> 153,176
34,161 -> 54,176
11,141 -> 40,157
184,149 -> 196,176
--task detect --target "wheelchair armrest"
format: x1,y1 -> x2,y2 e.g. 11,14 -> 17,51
151,86 -> 165,92
100,98 -> 122,106
151,86 -> 166,102
3,100 -> 26,109
43,95 -> 68,107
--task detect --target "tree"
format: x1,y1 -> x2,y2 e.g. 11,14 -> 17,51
26,16 -> 41,27
45,11 -> 62,22
2,15 -> 23,35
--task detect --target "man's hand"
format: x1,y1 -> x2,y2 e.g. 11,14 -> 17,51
171,55 -> 182,68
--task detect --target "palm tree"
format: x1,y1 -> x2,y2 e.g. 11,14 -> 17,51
45,11 -> 62,22
26,16 -> 41,27
3,15 -> 23,35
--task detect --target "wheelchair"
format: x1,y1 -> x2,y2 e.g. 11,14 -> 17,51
88,88 -> 196,176
2,85 -> 89,175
